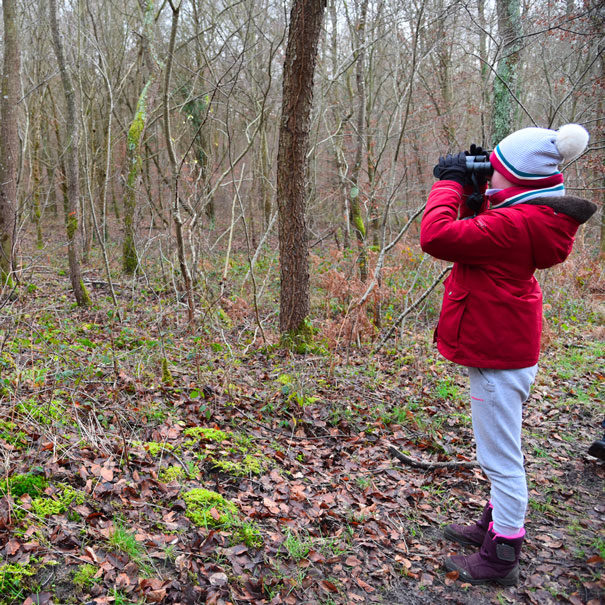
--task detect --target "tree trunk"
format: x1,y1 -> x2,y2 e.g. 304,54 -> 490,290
123,79 -> 152,274
492,0 -> 522,145
164,0 -> 195,325
276,0 -> 326,336
595,56 -> 605,260
123,0 -> 156,274
0,0 -> 20,287
349,0 -> 369,282
49,0 -> 90,306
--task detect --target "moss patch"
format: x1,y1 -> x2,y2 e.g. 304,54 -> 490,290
0,561 -> 36,600
158,465 -> 186,483
182,488 -> 263,547
182,488 -> 238,528
72,563 -> 100,590
183,427 -> 229,444
183,426 -> 270,477
211,454 -> 266,477
1,473 -> 46,498
30,485 -> 85,519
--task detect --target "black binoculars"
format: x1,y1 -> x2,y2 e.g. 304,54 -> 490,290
465,154 -> 493,178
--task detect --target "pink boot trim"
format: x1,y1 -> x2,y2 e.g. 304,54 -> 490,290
489,521 -> 525,540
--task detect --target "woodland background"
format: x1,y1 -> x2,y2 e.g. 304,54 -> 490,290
0,0 -> 603,604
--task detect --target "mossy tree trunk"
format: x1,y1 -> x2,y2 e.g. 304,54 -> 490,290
123,0 -> 156,274
49,0 -> 90,306
123,79 -> 152,274
0,0 -> 20,287
32,122 -> 43,250
349,0 -> 369,282
276,0 -> 327,336
491,0 -> 522,145
165,0 -> 195,325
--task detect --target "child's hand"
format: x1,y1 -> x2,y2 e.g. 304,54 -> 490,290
433,152 -> 467,185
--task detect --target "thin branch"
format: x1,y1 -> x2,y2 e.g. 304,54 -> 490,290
374,264 -> 452,353
389,444 -> 478,471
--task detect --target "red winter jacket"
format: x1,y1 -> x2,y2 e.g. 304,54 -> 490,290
420,181 -> 597,369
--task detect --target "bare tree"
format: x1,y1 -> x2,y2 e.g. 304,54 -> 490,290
0,0 -> 20,287
165,0 -> 196,324
349,0 -> 369,282
49,0 -> 90,306
123,0 -> 156,274
276,0 -> 327,337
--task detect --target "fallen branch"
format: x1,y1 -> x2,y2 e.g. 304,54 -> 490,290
388,444 -> 478,470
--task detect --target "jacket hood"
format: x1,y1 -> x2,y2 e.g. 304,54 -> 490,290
521,196 -> 597,269
524,195 -> 597,224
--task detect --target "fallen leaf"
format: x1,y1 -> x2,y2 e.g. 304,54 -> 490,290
355,577 -> 374,592
209,572 -> 228,586
100,467 -> 114,482
320,580 -> 339,593
5,539 -> 21,555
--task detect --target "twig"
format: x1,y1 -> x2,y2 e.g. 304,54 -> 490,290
374,264 -> 452,353
388,444 -> 477,470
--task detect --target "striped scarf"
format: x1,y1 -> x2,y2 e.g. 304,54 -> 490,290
488,184 -> 566,209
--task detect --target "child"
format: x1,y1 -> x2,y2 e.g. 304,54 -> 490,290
420,124 -> 597,585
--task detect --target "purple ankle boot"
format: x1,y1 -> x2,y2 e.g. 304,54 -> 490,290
444,523 -> 524,586
444,501 -> 492,546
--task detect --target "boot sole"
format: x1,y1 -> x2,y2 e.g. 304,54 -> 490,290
444,558 -> 519,586
588,441 -> 605,461
443,526 -> 483,547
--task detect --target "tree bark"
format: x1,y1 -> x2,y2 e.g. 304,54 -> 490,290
349,0 -> 369,282
492,0 -> 522,145
164,0 -> 195,325
276,0 -> 327,335
0,0 -> 21,286
49,0 -> 90,306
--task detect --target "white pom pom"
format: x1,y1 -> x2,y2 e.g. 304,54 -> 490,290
556,124 -> 589,161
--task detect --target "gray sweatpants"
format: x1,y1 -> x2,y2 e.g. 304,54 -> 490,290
468,365 -> 538,536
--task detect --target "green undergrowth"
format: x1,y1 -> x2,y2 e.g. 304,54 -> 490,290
0,561 -> 37,603
0,244 -> 601,604
182,488 -> 262,547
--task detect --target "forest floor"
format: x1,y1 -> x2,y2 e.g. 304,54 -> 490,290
0,258 -> 603,605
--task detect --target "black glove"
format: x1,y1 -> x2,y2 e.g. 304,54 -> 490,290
465,143 -> 486,157
466,192 -> 485,213
432,152 -> 467,185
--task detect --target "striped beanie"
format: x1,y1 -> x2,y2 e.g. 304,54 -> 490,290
489,124 -> 589,188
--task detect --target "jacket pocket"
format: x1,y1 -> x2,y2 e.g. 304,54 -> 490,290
437,285 -> 469,350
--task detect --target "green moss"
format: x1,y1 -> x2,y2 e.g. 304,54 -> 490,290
66,211 -> 78,240
79,280 -> 92,306
127,79 -> 151,152
182,488 -> 238,528
183,427 -> 229,443
161,357 -> 174,386
0,562 -> 36,600
158,465 -> 185,483
212,454 -> 266,477
234,521 -> 263,548
0,270 -> 15,289
122,235 -> 137,274
72,563 -> 99,590
352,210 -> 366,238
280,318 -> 325,354
17,398 -> 66,425
30,485 -> 85,518
143,441 -> 174,457
1,473 -> 47,498
0,420 -> 28,448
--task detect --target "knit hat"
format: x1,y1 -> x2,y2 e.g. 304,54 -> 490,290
490,124 -> 589,188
